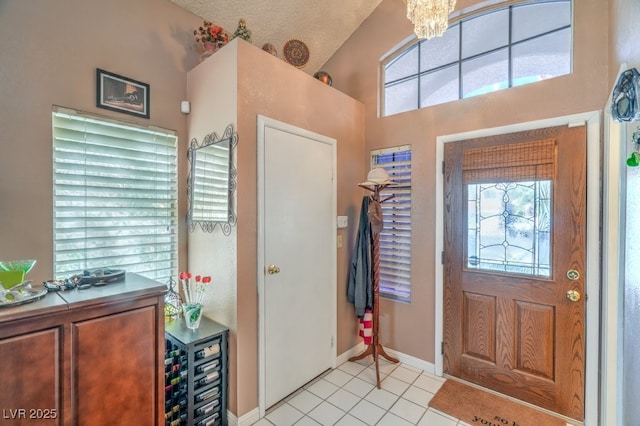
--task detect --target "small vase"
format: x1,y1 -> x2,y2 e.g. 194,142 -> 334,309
182,302 -> 203,330
200,42 -> 222,62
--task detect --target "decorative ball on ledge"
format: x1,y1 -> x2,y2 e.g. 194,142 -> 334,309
262,43 -> 278,57
313,71 -> 333,86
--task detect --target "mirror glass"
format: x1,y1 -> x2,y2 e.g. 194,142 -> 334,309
187,124 -> 237,233
190,139 -> 230,222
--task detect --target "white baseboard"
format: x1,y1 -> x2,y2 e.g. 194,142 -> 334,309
226,410 -> 238,426
382,347 -> 436,375
336,340 -> 366,366
233,407 -> 260,426
234,344 -> 435,425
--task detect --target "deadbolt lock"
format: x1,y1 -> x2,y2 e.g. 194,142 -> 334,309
566,289 -> 581,302
267,265 -> 280,275
566,269 -> 580,281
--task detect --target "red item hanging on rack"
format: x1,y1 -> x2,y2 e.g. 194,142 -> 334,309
358,310 -> 373,345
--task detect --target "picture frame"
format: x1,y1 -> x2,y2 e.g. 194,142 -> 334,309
96,68 -> 150,119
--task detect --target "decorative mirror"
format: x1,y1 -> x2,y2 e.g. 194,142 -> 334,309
187,124 -> 238,234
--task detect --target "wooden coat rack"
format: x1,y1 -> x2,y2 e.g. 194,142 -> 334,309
349,182 -> 399,389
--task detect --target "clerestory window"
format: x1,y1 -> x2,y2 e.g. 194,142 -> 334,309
383,0 -> 572,116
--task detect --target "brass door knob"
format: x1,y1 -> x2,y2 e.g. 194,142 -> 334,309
566,289 -> 581,302
267,265 -> 280,275
566,269 -> 580,280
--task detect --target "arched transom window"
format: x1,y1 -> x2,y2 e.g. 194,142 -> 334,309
383,0 -> 572,116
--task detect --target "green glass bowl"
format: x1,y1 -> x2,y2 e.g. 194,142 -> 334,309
0,259 -> 37,275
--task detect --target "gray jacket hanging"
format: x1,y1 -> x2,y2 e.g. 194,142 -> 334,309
347,196 -> 373,318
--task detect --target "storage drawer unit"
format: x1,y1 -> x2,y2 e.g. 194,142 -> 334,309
165,316 -> 228,426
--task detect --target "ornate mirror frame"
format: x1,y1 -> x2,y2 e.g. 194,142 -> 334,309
187,124 -> 238,235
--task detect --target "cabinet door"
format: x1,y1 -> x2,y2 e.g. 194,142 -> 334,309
0,328 -> 63,425
72,306 -> 159,425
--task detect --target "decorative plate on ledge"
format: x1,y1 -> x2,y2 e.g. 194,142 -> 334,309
283,39 -> 310,68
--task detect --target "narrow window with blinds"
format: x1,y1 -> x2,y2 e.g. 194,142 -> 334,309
52,108 -> 178,283
371,145 -> 412,303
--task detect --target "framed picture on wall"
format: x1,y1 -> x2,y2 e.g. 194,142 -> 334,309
96,68 -> 150,119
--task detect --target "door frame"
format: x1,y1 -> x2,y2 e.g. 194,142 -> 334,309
434,111 -> 601,424
256,115 -> 337,418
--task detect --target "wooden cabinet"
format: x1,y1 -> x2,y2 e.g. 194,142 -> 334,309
0,327 -> 62,424
0,273 -> 165,425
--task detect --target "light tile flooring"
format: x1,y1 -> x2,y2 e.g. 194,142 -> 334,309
252,358 -> 471,426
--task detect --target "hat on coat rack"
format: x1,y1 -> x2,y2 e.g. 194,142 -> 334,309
359,167 -> 393,187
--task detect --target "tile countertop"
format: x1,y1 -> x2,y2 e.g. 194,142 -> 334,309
0,272 -> 167,324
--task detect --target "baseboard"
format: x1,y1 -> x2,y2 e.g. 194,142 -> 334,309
336,340 -> 366,366
232,407 -> 260,426
235,343 -> 435,425
382,346 -> 436,375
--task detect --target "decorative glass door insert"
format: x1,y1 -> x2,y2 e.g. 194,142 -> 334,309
466,180 -> 551,277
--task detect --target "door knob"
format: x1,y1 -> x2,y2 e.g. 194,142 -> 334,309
267,265 -> 280,275
566,289 -> 581,302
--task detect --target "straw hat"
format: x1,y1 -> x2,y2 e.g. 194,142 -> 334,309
359,168 -> 393,186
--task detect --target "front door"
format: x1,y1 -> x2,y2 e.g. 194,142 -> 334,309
443,125 -> 586,420
258,116 -> 336,410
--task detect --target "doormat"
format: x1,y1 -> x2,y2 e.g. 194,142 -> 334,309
428,379 -> 566,426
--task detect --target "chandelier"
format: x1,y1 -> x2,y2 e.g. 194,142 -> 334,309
405,0 -> 457,40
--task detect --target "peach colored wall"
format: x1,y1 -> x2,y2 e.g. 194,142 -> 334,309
323,0 -> 611,363
612,0 -> 640,69
0,0 -> 204,282
186,39 -> 365,417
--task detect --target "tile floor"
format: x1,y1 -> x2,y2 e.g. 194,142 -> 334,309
251,358 -> 471,426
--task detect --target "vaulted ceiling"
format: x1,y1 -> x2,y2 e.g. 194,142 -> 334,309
170,0 -> 385,74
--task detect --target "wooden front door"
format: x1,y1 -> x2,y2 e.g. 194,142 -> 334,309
443,125 -> 586,420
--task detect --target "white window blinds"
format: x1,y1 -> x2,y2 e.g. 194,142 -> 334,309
371,145 -> 412,302
52,108 -> 178,283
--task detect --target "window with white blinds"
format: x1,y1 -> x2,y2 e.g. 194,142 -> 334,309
371,145 -> 412,302
52,108 -> 178,283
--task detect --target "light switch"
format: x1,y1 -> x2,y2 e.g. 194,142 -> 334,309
337,235 -> 343,248
337,216 -> 348,228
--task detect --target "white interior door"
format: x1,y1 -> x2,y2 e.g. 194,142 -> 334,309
257,116 -> 337,412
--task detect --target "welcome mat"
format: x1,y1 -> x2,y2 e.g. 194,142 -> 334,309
428,379 -> 566,426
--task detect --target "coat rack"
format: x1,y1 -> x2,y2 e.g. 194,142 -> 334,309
349,182 -> 399,389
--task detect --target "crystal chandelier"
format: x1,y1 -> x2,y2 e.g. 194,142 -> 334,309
405,0 -> 457,40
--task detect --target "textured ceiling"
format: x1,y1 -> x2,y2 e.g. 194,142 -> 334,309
170,0 -> 384,74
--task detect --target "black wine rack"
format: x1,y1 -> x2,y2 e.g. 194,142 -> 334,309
165,316 -> 228,426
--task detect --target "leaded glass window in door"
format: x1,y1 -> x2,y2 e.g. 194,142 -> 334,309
466,180 -> 551,277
